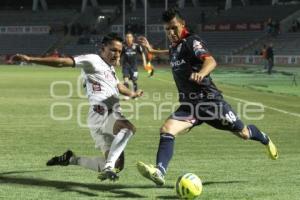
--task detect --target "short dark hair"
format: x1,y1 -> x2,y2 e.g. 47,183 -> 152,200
125,31 -> 134,36
101,32 -> 123,46
162,7 -> 184,23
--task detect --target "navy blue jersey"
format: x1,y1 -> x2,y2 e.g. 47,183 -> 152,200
169,33 -> 222,103
121,43 -> 143,68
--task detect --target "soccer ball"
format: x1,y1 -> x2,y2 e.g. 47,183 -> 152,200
175,173 -> 203,199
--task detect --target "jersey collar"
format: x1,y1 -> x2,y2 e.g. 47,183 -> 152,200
180,28 -> 190,39
99,55 -> 113,69
126,42 -> 134,47
172,28 -> 190,47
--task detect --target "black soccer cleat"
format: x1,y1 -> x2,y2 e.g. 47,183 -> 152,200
148,69 -> 154,77
46,150 -> 74,166
98,167 -> 119,182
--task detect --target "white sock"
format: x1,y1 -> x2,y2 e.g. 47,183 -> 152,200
70,156 -> 106,172
104,128 -> 133,169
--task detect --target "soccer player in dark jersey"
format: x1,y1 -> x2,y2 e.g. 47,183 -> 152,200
121,32 -> 146,98
136,8 -> 278,186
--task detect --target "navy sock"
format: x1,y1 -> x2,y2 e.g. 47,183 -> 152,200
124,82 -> 129,89
133,81 -> 138,92
247,125 -> 269,145
156,133 -> 175,175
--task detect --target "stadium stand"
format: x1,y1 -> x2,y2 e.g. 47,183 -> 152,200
206,5 -> 300,24
199,31 -> 264,55
58,34 -> 103,56
240,32 -> 300,55
0,9 -> 77,26
0,8 -> 78,56
0,34 -> 59,55
113,7 -> 217,25
0,1 -> 300,57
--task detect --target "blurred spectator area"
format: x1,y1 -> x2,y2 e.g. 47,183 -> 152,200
199,31 -> 264,55
0,9 -> 77,26
58,35 -> 103,56
0,1 -> 300,57
289,18 -> 300,32
206,5 -> 300,24
240,32 -> 300,55
0,34 -> 59,55
114,7 -> 217,27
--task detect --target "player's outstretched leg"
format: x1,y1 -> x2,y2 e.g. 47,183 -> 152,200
243,125 -> 278,160
137,133 -> 175,186
47,150 -> 108,170
99,128 -> 133,181
132,80 -> 138,92
46,150 -> 74,166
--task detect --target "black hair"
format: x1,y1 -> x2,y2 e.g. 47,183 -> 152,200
125,31 -> 134,36
162,7 -> 184,23
101,32 -> 123,46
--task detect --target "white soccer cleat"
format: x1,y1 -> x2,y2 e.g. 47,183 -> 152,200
137,161 -> 165,186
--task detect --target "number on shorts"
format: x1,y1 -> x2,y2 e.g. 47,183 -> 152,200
222,111 -> 237,125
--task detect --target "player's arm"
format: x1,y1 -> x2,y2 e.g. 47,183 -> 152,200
12,54 -> 74,68
141,52 -> 147,67
190,56 -> 217,84
138,36 -> 169,55
117,83 -> 143,98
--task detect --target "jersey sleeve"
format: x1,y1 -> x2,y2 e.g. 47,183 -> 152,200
190,37 -> 211,60
137,44 -> 144,54
73,54 -> 97,71
121,46 -> 125,56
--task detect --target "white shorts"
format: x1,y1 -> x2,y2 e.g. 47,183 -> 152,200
87,106 -> 125,153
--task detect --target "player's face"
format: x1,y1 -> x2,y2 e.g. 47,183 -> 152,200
101,40 -> 123,66
125,34 -> 134,45
164,17 -> 185,44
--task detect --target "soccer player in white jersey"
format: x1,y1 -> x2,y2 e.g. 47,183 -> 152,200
12,33 -> 143,181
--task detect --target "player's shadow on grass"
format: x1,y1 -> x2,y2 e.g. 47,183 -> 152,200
0,170 -> 163,198
156,180 -> 246,199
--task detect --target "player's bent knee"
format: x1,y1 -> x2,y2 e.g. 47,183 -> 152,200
160,125 -> 169,134
160,124 -> 175,135
238,128 -> 250,140
114,120 -> 136,134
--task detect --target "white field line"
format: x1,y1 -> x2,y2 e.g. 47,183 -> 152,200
153,77 -> 300,118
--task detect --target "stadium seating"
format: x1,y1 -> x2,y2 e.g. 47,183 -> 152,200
114,7 -> 216,25
58,34 -> 103,56
240,32 -> 300,55
199,31 -> 264,55
1,3 -> 300,57
58,31 -> 265,56
59,44 -> 97,56
206,5 -> 300,24
0,9 -> 77,26
0,34 -> 59,55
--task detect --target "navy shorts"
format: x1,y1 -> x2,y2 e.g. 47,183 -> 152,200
169,99 -> 244,132
122,66 -> 138,81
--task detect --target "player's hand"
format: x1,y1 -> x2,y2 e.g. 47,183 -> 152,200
132,89 -> 144,98
189,72 -> 205,84
137,36 -> 152,51
12,54 -> 31,63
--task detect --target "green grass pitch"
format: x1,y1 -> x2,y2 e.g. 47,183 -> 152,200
0,65 -> 299,199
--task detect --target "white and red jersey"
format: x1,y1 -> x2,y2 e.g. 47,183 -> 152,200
73,54 -> 120,108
